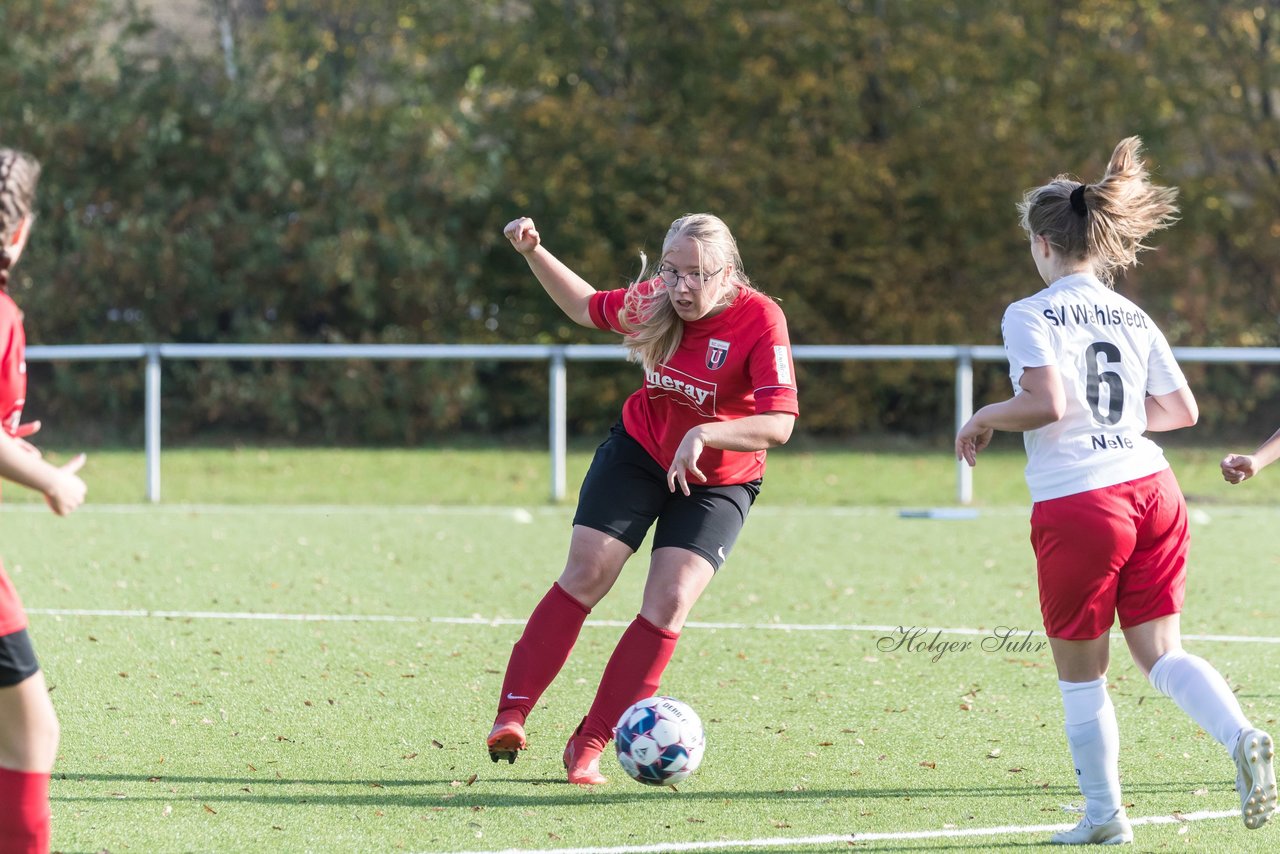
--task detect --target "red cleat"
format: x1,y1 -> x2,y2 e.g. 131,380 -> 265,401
563,734 -> 608,785
487,710 -> 527,764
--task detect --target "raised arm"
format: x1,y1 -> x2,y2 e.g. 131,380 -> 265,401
503,217 -> 597,328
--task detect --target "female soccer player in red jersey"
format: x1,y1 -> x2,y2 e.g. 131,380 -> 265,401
487,213 -> 798,784
1221,426 -> 1280,484
0,147 -> 89,854
956,138 -> 1275,844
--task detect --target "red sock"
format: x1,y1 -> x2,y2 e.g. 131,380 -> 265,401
0,767 -> 50,854
578,614 -> 680,747
496,582 -> 590,719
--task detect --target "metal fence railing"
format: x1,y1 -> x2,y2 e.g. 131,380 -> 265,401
25,343 -> 1280,504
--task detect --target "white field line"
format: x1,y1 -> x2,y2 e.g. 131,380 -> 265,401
445,808 -> 1238,854
23,608 -> 1280,645
0,503 -> 950,518
0,502 -> 1262,519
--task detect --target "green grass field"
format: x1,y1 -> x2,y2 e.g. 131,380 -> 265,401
4,447 -> 1279,852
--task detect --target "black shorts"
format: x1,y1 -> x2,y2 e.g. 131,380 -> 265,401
0,628 -> 40,688
573,422 -> 761,570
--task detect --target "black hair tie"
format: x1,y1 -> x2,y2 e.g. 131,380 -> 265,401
1069,184 -> 1088,216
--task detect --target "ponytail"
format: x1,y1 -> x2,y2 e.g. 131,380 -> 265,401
1019,137 -> 1179,286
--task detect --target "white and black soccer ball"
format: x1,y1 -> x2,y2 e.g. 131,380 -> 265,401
614,696 -> 705,785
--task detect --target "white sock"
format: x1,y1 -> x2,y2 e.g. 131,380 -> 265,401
1060,676 -> 1123,825
1148,649 -> 1250,756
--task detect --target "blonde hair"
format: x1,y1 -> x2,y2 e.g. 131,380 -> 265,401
0,147 -> 41,288
1018,136 -> 1179,287
620,213 -> 752,372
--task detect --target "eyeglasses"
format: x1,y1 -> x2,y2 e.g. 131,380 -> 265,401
656,266 -> 723,290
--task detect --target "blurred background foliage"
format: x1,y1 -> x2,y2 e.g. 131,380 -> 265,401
0,0 -> 1276,445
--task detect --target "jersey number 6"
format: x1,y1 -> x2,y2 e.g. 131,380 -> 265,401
1085,342 -> 1124,425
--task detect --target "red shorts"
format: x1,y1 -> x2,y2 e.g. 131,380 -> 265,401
1030,467 -> 1187,640
0,561 -> 28,637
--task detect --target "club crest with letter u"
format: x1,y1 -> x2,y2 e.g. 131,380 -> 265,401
706,338 -> 730,370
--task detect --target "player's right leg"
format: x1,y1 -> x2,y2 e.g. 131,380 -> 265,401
487,526 -> 633,764
0,629 -> 59,854
1032,489 -> 1133,843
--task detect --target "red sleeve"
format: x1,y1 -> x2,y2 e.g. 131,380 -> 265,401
587,279 -> 667,334
747,303 -> 799,417
587,288 -> 628,333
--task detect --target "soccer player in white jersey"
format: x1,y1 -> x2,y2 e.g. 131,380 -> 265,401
956,137 -> 1276,845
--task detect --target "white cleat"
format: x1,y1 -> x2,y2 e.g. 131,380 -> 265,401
1234,728 -> 1278,830
1050,813 -> 1133,845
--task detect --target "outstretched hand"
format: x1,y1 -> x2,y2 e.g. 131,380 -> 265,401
1220,453 -> 1258,485
44,453 -> 87,516
503,217 -> 541,255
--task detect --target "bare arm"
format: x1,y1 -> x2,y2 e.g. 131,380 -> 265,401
503,217 -> 597,328
0,433 -> 86,515
1144,386 -> 1198,432
667,412 -> 796,495
955,365 -> 1065,466
1221,425 -> 1280,485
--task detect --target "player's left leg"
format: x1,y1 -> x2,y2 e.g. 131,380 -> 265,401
1126,616 -> 1276,829
564,547 -> 712,785
0,631 -> 59,854
564,478 -> 755,785
1120,468 -> 1276,829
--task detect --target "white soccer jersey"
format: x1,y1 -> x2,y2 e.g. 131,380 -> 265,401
1001,272 -> 1187,501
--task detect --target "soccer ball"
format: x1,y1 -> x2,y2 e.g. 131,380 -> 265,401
614,696 -> 705,785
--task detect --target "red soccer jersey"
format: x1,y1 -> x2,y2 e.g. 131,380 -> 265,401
0,292 -> 26,634
588,282 -> 799,485
0,291 -> 27,438
0,563 -> 27,636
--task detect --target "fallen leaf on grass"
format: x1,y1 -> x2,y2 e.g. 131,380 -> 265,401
432,740 -> 444,749
465,774 -> 478,786
919,761 -> 936,769
203,804 -> 217,814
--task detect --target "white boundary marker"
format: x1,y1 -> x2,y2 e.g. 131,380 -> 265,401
444,808 -> 1238,854
23,608 -> 1280,645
